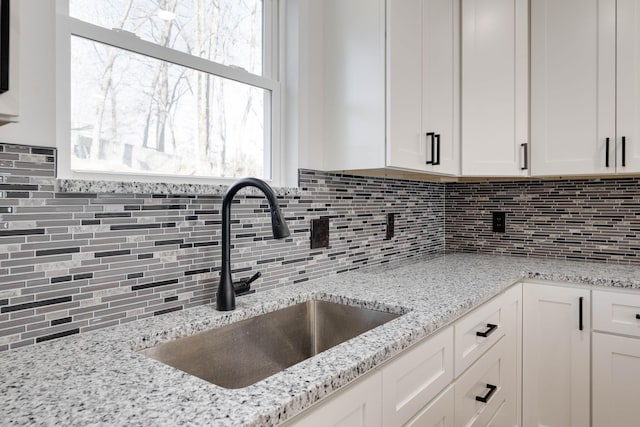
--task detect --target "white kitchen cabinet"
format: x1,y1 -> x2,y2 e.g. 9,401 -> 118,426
593,289 -> 640,338
530,0 -> 640,175
454,284 -> 520,377
461,0 -> 529,177
405,385 -> 455,427
522,283 -> 590,427
616,0 -> 640,173
591,289 -> 640,427
322,0 -> 460,176
454,335 -> 517,427
284,286 -> 520,427
286,370 -> 382,427
592,332 -> 640,427
382,327 -> 454,426
420,0 -> 460,175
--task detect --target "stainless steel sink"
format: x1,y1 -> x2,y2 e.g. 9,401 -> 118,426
141,300 -> 400,389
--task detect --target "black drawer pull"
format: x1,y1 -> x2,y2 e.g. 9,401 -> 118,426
521,143 -> 528,170
475,384 -> 498,403
426,133 -> 435,165
622,136 -> 627,167
579,297 -> 584,331
476,323 -> 498,338
605,137 -> 610,167
636,314 -> 640,320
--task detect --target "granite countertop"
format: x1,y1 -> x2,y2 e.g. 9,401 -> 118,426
2,253 -> 640,426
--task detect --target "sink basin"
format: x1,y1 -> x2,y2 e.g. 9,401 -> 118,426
141,300 -> 400,389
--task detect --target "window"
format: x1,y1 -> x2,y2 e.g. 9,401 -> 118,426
59,0 -> 280,183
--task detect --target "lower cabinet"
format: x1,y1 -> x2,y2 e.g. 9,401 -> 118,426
285,285 -> 520,427
455,336 -> 515,427
592,289 -> 640,427
285,370 -> 383,427
404,385 -> 455,427
382,327 -> 454,426
522,283 -> 590,427
286,280 -> 640,427
592,332 -> 640,427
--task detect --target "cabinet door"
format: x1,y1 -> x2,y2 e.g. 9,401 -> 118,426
592,332 -> 640,427
287,371 -> 382,427
382,327 -> 454,427
616,0 -> 640,173
322,0 -> 387,171
387,0 -> 427,172
522,283 -> 590,427
461,0 -> 528,176
405,385 -> 455,427
422,0 -> 460,175
530,0 -> 616,176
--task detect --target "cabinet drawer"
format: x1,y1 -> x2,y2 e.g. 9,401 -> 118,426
454,336 -> 516,427
593,290 -> 640,338
404,385 -> 454,427
454,285 -> 519,377
383,326 -> 454,427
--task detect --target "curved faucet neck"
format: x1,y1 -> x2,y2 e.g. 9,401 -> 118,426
217,178 -> 288,311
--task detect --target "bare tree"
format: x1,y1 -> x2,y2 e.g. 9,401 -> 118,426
90,0 -> 134,161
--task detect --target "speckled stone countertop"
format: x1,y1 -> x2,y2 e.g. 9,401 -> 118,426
2,253 -> 640,426
56,179 -> 303,196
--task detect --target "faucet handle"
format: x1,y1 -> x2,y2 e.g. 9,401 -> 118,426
234,271 -> 261,296
245,271 -> 262,286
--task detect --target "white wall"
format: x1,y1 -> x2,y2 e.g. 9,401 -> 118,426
0,0 -> 56,147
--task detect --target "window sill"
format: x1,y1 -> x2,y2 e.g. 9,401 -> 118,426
56,178 -> 303,197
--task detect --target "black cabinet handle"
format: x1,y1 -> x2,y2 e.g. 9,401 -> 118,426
475,384 -> 498,403
521,143 -> 528,170
605,138 -> 610,168
426,132 -> 435,165
635,314 -> 639,320
476,323 -> 498,338
579,297 -> 584,331
433,134 -> 441,166
622,136 -> 626,167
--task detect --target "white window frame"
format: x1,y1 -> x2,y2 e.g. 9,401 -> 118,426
54,0 -> 283,187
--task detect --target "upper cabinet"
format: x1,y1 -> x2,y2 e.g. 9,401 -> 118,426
322,0 -> 460,176
616,0 -> 640,173
314,0 -> 640,179
531,0 -> 640,175
461,0 -> 529,176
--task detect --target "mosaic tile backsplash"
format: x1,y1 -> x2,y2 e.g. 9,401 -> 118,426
446,178 -> 640,263
6,141 -> 640,352
0,143 -> 445,351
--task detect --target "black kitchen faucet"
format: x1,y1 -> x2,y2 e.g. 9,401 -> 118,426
217,178 -> 290,311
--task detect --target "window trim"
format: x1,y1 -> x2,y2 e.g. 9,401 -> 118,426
55,0 -> 284,187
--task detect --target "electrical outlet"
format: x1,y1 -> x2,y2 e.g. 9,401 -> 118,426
386,213 -> 395,240
310,218 -> 329,249
492,212 -> 506,233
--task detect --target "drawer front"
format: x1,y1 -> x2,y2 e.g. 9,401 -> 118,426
404,385 -> 454,427
383,326 -> 454,427
454,285 -> 520,377
593,289 -> 640,338
454,336 -> 517,427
